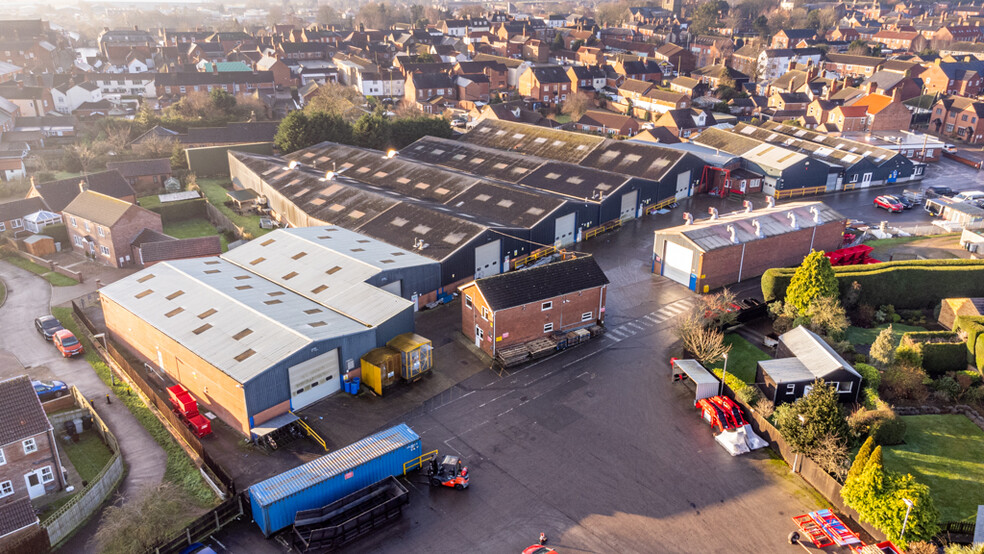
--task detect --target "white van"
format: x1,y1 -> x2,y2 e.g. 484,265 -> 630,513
953,190 -> 984,203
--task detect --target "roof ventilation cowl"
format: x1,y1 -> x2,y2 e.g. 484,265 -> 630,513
726,224 -> 739,244
708,207 -> 719,220
766,196 -> 776,208
743,200 -> 753,213
787,211 -> 798,230
683,212 -> 694,225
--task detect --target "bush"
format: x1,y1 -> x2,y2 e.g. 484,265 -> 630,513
882,364 -> 929,402
39,223 -> 70,245
855,363 -> 881,391
901,332 -> 968,376
762,259 -> 984,309
862,387 -> 882,410
933,376 -> 961,402
895,344 -> 923,368
754,398 -> 775,418
869,412 -> 907,445
855,304 -> 876,328
736,384 -> 762,406
956,315 -> 984,367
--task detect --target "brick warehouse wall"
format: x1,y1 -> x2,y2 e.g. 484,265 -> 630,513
100,295 -> 253,435
461,283 -> 606,356
696,221 -> 846,292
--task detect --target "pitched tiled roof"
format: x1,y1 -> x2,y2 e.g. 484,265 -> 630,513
136,236 -> 223,264
63,190 -> 140,226
0,196 -> 46,222
0,376 -> 51,447
849,93 -> 893,114
474,256 -> 609,311
33,169 -> 135,212
0,497 -> 38,537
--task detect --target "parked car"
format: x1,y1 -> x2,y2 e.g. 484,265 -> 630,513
34,315 -> 64,341
953,190 -> 984,203
924,185 -> 954,198
873,196 -> 904,212
885,195 -> 913,209
943,144 -> 957,154
180,544 -> 217,554
52,330 -> 84,358
32,379 -> 68,402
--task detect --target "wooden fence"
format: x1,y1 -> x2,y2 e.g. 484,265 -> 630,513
148,493 -> 247,554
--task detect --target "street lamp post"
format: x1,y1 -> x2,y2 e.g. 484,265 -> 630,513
900,498 -> 914,541
720,353 -> 729,395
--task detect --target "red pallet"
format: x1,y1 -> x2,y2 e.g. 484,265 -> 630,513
793,514 -> 834,548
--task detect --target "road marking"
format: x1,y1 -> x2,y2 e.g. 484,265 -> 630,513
609,328 -> 627,338
643,314 -> 659,323
626,321 -> 647,330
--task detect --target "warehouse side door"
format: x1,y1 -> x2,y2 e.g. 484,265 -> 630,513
288,349 -> 340,410
662,241 -> 695,289
381,280 -> 402,296
554,212 -> 576,246
676,170 -> 691,200
474,240 -> 500,279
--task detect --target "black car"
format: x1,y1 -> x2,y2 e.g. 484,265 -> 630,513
34,315 -> 64,341
886,195 -> 914,209
924,186 -> 955,198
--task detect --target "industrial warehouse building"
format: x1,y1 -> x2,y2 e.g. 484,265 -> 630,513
458,256 -> 609,357
652,201 -> 846,292
99,227 -> 438,437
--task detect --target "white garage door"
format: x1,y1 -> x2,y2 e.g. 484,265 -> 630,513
663,241 -> 694,288
554,212 -> 576,247
474,240 -> 500,279
620,190 -> 638,221
676,170 -> 691,200
289,349 -> 340,410
825,172 -> 839,192
381,279 -> 402,296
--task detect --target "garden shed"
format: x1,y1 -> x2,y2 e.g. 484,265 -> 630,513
22,234 -> 55,257
23,210 -> 62,233
756,326 -> 861,405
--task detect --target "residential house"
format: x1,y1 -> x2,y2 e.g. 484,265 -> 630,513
518,65 -> 571,105
756,326 -> 861,405
872,29 -> 928,51
859,71 -> 922,101
458,256 -> 608,358
653,43 -> 696,75
455,74 -> 490,109
822,53 -> 884,78
0,197 -> 45,233
0,375 -> 66,506
939,42 -> 984,61
771,29 -> 817,49
51,81 -> 102,114
0,84 -> 52,117
153,71 -> 275,106
933,25 -> 983,45
255,56 -> 293,87
574,110 -> 641,136
0,156 -> 25,182
828,28 -> 861,42
105,158 -> 172,195
64,189 -> 163,267
768,92 -> 812,119
405,72 -> 456,114
731,44 -> 763,80
576,46 -> 605,66
669,76 -> 707,98
848,89 -> 913,131
453,60 -> 508,91
758,48 -> 824,82
653,108 -> 717,139
690,64 -> 749,91
522,39 -> 550,63
930,96 -> 984,144
612,55 -> 664,83
804,98 -> 841,128
825,104 -> 869,132
567,65 -> 606,94
920,59 -> 984,97
471,102 -> 559,128
28,170 -> 136,213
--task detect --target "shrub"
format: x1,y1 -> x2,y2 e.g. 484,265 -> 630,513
869,412 -> 907,445
855,304 -> 876,328
933,376 -> 961,402
754,398 -> 775,418
905,542 -> 937,554
901,331 -> 967,376
870,326 -> 896,369
895,344 -> 923,368
882,364 -> 929,402
736,384 -> 762,406
959,315 -> 984,366
854,353 -> 869,365
862,387 -> 882,410
786,251 -> 839,313
762,259 -> 984,309
855,363 -> 881,391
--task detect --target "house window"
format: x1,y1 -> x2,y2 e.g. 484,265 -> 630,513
544,322 -> 554,333
581,311 -> 593,322
22,438 -> 37,455
0,481 -> 11,498
481,306 -> 490,321
97,226 -> 105,237
946,123 -> 954,133
40,466 -> 54,483
839,381 -> 853,393
84,221 -> 90,232
0,448 -> 4,465
541,301 -> 553,311
11,218 -> 21,229
464,295 -> 473,309
100,246 -> 110,256
0,222 -> 4,232
786,384 -> 796,394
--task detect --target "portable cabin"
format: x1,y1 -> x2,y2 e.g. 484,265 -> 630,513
386,333 -> 433,381
360,346 -> 402,395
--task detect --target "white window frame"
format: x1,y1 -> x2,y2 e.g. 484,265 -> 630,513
541,301 -> 553,311
544,322 -> 554,333
839,381 -> 853,394
581,311 -> 593,322
100,245 -> 110,257
22,437 -> 37,455
40,466 -> 54,484
97,225 -> 105,237
0,447 -> 5,465
84,221 -> 90,232
785,383 -> 795,394
481,306 -> 490,321
11,218 -> 21,229
0,222 -> 4,232
70,216 -> 77,227
0,480 -> 11,498
464,295 -> 473,309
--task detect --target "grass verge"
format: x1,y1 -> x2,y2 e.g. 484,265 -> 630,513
63,432 -> 113,483
0,278 -> 5,305
882,414 -> 984,522
197,178 -> 269,239
2,256 -> 79,286
51,307 -> 218,508
845,323 -> 927,347
164,219 -> 229,252
864,236 -> 926,249
708,334 -> 772,384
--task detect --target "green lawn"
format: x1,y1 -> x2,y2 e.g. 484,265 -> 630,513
137,194 -> 161,209
708,334 -> 772,384
47,170 -> 83,182
164,219 -> 229,252
2,256 -> 79,286
62,431 -> 113,483
882,415 -> 984,522
846,323 -> 927,347
196,178 -> 269,239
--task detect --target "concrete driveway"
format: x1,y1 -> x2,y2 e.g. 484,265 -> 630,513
0,261 -> 167,550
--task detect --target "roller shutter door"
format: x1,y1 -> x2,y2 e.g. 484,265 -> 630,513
620,190 -> 638,221
289,349 -> 340,410
676,170 -> 691,200
554,212 -> 576,246
381,280 -> 402,296
474,240 -> 500,279
663,241 -> 694,287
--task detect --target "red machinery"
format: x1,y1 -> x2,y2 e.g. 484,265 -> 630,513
166,384 -> 212,438
792,510 -> 860,548
825,245 -> 881,266
696,395 -> 748,431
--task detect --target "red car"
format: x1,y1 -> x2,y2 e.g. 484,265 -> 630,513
53,330 -> 84,358
873,195 -> 903,212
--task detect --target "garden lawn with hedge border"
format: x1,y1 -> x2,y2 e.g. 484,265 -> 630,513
197,178 -> 269,239
163,219 -> 229,252
882,414 -> 984,523
708,334 -> 772,384
845,324 -> 927,347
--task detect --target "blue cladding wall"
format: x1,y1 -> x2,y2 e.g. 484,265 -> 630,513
249,424 -> 421,536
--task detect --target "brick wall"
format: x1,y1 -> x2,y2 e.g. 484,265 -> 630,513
0,431 -> 59,505
868,101 -> 912,132
461,283 -> 606,356
66,207 -> 162,268
101,296 -> 252,435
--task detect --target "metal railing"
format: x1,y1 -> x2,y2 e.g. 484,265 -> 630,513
403,449 -> 439,475
583,219 -> 622,240
511,245 -> 557,270
290,411 -> 328,452
149,494 -> 246,554
774,185 -> 828,199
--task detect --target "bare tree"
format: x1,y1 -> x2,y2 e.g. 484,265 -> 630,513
95,483 -> 187,554
104,124 -> 133,155
562,91 -> 594,122
303,82 -> 366,122
133,135 -> 178,160
675,313 -> 732,365
810,431 -> 851,481
67,143 -> 103,174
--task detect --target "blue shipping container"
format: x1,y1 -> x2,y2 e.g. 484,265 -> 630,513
249,423 -> 421,536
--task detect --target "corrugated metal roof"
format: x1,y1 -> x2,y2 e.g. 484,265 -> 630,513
666,201 -> 846,252
758,358 -> 814,383
780,326 -> 860,379
674,359 -> 718,385
250,423 -> 419,506
99,258 -> 370,384
221,228 -> 417,327
759,121 -> 899,165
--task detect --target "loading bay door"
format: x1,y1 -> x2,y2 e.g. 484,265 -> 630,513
289,349 -> 340,410
663,241 -> 695,288
554,212 -> 576,246
474,240 -> 501,279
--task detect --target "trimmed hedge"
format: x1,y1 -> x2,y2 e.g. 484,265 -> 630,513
901,331 -> 967,376
856,362 -> 881,391
978,333 -> 984,375
147,197 -> 207,224
955,315 -> 984,368
762,259 -> 984,309
39,223 -> 69,244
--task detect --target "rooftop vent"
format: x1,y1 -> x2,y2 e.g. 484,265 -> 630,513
743,200 -> 753,213
726,224 -> 738,244
766,196 -> 776,208
752,218 -> 762,238
787,211 -> 798,229
683,212 -> 694,225
708,207 -> 719,220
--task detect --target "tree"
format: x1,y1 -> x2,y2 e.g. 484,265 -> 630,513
675,312 -> 731,364
353,111 -> 393,150
170,143 -> 187,170
562,91 -> 593,122
274,110 -> 316,153
317,5 -> 341,25
65,143 -> 104,174
415,51 -> 435,63
811,431 -> 851,480
209,88 -> 237,112
133,134 -> 178,160
550,32 -> 565,51
303,82 -> 365,121
95,483 -> 188,553
691,1 -> 729,36
786,250 -> 839,314
805,296 -> 849,341
846,436 -> 875,483
775,380 -> 849,454
870,325 -> 896,369
594,1 -> 630,27
753,15 -> 770,38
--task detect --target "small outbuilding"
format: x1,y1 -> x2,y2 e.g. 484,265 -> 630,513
22,234 -> 55,257
938,297 -> 984,330
756,326 -> 862,405
458,256 -> 609,357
